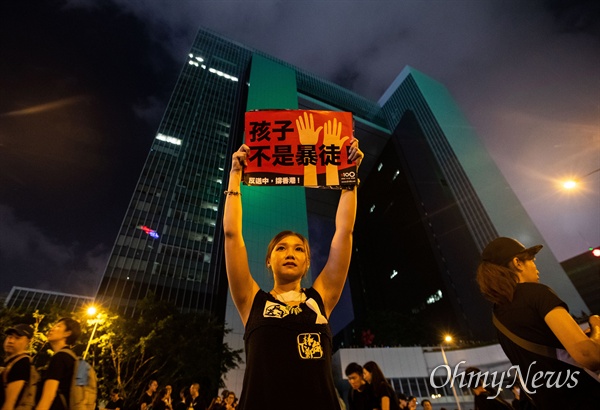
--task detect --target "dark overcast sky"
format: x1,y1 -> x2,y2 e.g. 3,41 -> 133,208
1,0 -> 599,296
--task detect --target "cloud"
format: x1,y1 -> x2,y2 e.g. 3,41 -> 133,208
0,96 -> 87,117
0,204 -> 108,295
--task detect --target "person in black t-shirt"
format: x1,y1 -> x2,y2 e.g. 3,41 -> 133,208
172,388 -> 187,410
35,318 -> 81,410
185,383 -> 207,410
140,381 -> 158,410
2,324 -> 33,410
476,237 -> 600,410
103,389 -> 123,410
362,361 -> 400,410
344,362 -> 377,410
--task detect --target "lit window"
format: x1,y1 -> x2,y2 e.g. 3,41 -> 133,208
377,163 -> 383,171
156,133 -> 182,145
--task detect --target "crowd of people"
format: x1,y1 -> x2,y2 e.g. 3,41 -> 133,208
101,380 -> 238,410
345,361 -> 430,410
134,381 -> 238,410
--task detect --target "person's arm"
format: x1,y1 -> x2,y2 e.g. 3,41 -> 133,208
35,379 -> 60,410
545,309 -> 600,370
223,144 -> 259,325
380,396 -> 390,410
2,380 -> 26,410
313,140 -> 362,316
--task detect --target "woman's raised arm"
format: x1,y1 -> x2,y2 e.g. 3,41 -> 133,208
314,140 -> 362,317
223,144 -> 259,325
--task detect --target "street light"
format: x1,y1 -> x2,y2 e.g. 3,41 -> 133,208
440,334 -> 462,410
560,168 -> 600,191
83,306 -> 100,360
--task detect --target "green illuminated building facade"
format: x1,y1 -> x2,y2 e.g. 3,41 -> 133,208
96,28 -> 588,379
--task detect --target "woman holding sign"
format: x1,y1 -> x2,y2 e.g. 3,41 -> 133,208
223,138 -> 362,410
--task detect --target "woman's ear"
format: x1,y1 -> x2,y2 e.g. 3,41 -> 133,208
509,257 -> 523,270
511,257 -> 526,282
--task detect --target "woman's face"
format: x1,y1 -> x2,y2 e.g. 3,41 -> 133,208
225,394 -> 235,404
362,368 -> 372,383
268,235 -> 309,281
518,258 -> 539,283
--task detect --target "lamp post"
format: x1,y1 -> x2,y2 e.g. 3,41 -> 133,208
441,335 -> 462,410
83,306 -> 99,360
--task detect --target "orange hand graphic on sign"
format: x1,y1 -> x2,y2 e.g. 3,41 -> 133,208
296,112 -> 321,186
323,118 -> 349,186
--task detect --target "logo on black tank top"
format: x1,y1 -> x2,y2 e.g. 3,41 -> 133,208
297,333 -> 323,359
263,300 -> 302,318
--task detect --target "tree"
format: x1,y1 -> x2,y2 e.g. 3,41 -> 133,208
87,296 -> 242,408
1,297 -> 242,408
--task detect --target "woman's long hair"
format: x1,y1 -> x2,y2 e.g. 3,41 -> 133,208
476,252 -> 532,305
363,361 -> 391,391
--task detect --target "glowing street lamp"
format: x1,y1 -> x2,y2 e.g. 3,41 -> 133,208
83,305 -> 100,360
560,168 -> 600,191
440,334 -> 462,410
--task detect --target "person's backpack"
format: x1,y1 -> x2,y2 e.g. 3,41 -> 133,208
1,353 -> 40,410
57,349 -> 97,410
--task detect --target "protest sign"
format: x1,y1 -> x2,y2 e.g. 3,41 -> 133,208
243,110 -> 356,188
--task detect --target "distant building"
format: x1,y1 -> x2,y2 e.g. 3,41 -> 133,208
4,286 -> 94,312
561,249 -> 600,315
94,27 -> 589,393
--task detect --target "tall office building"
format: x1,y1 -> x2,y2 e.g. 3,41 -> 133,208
95,28 -> 588,373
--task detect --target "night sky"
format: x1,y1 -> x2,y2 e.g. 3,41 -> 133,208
1,0 -> 598,296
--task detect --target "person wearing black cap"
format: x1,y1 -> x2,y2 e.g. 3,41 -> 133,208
476,237 -> 600,410
2,324 -> 33,410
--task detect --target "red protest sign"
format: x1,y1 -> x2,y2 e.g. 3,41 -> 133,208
243,110 -> 356,188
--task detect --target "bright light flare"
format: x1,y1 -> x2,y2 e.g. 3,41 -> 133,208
86,306 -> 97,316
443,335 -> 453,343
562,179 -> 578,190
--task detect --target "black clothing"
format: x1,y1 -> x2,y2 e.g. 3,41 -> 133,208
152,401 -> 167,410
173,401 -> 187,410
43,348 -> 76,410
140,393 -> 153,410
106,398 -> 124,410
238,287 -> 341,410
347,383 -> 377,410
1,354 -> 31,408
494,283 -> 600,410
186,395 -> 208,410
371,382 -> 399,410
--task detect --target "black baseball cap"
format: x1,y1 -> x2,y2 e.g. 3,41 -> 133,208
482,237 -> 543,266
5,324 -> 34,339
